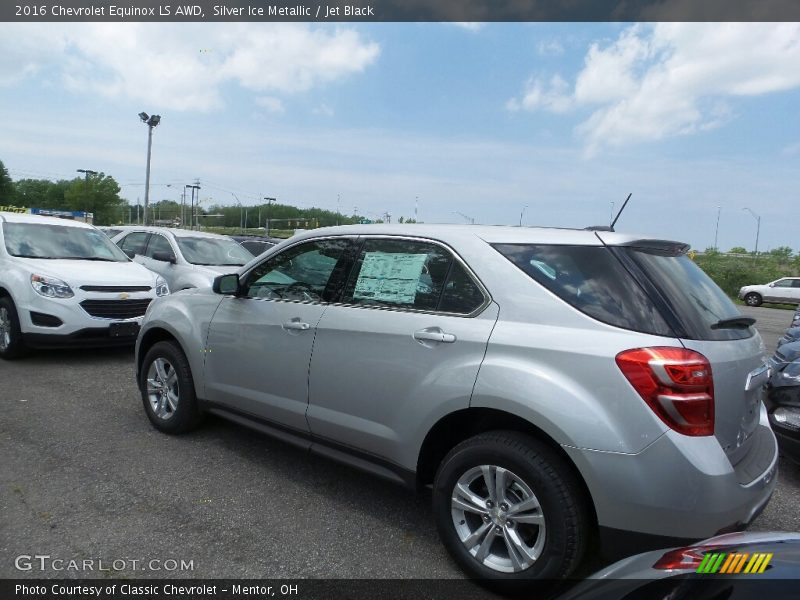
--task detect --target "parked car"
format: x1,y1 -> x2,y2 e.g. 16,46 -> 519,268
230,234 -> 283,256
777,327 -> 800,349
739,277 -> 800,307
791,306 -> 800,329
559,532 -> 800,599
111,227 -> 254,291
134,224 -> 777,591
767,340 -> 800,463
0,212 -> 169,359
97,226 -> 123,238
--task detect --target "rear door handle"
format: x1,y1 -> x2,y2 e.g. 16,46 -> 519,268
414,330 -> 456,344
283,320 -> 311,331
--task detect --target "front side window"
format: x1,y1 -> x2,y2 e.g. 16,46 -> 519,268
176,236 -> 253,266
243,239 -> 351,303
774,279 -> 793,288
4,222 -> 129,262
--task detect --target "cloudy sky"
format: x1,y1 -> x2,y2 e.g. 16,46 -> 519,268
0,22 -> 798,251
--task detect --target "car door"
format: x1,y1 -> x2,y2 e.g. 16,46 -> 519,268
203,237 -> 356,432
306,237 -> 499,465
139,233 -> 179,289
767,278 -> 794,303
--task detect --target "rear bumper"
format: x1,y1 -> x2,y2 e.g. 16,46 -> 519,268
563,414 -> 778,557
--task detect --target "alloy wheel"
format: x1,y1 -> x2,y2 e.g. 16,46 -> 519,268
450,465 -> 546,573
0,307 -> 11,351
146,357 -> 180,420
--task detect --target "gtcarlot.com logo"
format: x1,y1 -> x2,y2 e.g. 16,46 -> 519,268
14,555 -> 195,572
696,552 -> 773,574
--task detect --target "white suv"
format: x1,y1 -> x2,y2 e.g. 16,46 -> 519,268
738,277 -> 800,307
0,212 -> 169,359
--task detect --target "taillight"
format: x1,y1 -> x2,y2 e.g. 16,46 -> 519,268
616,347 -> 714,436
652,546 -> 708,570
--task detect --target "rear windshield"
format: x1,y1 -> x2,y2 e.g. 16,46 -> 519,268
493,244 -> 674,336
624,248 -> 752,341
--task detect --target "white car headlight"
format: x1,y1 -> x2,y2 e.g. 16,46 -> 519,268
155,276 -> 170,297
30,274 -> 74,298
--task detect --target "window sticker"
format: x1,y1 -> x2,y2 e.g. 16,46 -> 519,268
353,251 -> 428,304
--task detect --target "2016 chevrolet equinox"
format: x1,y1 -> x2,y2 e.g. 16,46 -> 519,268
134,225 -> 778,591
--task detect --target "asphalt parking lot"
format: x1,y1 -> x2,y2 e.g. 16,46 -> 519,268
1,305 -> 798,582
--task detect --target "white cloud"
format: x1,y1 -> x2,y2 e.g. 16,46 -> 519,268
313,103 -> 334,117
0,23 -> 380,111
536,40 -> 564,57
451,23 -> 485,33
509,24 -> 800,154
255,96 -> 285,113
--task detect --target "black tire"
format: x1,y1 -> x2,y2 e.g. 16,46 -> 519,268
139,341 -> 203,434
745,293 -> 763,307
0,296 -> 27,360
433,431 -> 589,593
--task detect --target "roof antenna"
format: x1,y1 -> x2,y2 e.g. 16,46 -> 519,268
610,193 -> 632,230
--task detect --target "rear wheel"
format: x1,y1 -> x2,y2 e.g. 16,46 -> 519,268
433,431 -> 588,592
744,292 -> 763,307
0,297 -> 26,360
139,341 -> 203,433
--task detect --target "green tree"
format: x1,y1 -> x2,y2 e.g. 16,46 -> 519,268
64,172 -> 125,226
729,246 -> 747,254
11,178 -> 70,209
769,246 -> 793,262
0,160 -> 14,203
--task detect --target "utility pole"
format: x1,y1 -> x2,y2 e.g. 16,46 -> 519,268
519,204 -> 528,227
336,194 -> 340,226
264,197 -> 276,235
714,206 -> 721,250
414,196 -> 418,223
743,207 -> 761,257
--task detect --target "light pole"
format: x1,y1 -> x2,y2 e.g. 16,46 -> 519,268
76,169 -> 97,220
714,206 -> 721,250
186,184 -> 200,230
264,197 -> 276,235
519,204 -> 528,227
138,112 -> 161,226
743,207 -> 761,256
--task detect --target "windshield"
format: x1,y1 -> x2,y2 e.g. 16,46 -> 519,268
176,236 -> 254,266
2,222 -> 129,262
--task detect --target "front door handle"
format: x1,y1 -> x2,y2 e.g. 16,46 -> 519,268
283,320 -> 311,331
414,329 -> 456,344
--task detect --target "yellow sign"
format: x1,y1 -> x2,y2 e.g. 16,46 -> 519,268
0,205 -> 28,213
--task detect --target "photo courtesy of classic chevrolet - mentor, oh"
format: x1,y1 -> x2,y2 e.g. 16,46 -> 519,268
134,224 -> 778,592
0,212 -> 169,359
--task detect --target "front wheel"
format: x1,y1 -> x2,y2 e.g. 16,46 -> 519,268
139,341 -> 203,433
0,297 -> 26,360
433,431 -> 588,592
745,293 -> 763,307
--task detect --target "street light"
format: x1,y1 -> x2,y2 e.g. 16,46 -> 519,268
76,169 -> 97,220
185,184 -> 200,230
519,204 -> 528,227
264,197 -> 276,235
714,206 -> 721,250
139,111 -> 161,225
743,207 -> 761,256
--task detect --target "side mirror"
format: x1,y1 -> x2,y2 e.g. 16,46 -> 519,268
152,251 -> 177,264
769,283 -> 776,287
213,273 -> 240,295
123,249 -> 135,259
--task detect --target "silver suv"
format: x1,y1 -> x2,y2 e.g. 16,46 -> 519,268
135,225 -> 777,590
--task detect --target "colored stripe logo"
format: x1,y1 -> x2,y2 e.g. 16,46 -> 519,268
696,552 -> 772,574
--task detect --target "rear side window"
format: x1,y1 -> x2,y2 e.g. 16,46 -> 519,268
118,232 -> 149,256
342,238 -> 486,315
494,244 -> 673,336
